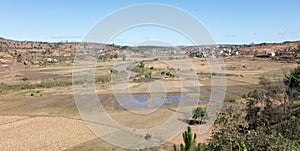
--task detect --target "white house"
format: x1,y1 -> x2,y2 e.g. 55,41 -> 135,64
266,52 -> 276,57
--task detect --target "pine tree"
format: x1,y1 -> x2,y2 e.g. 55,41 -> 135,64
174,126 -> 202,151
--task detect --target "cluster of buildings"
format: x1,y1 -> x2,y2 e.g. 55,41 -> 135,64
184,46 -> 241,58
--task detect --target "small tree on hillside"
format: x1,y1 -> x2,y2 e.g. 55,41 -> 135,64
284,66 -> 300,95
173,126 -> 203,151
192,107 -> 207,124
139,61 -> 145,68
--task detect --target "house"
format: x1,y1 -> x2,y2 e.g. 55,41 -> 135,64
46,58 -> 58,63
266,52 -> 276,57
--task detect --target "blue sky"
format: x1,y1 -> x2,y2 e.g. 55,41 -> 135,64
0,0 -> 299,45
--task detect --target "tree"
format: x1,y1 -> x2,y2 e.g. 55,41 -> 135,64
145,72 -> 152,79
139,61 -> 145,68
174,126 -> 203,151
243,73 -> 300,150
174,66 -> 300,150
209,107 -> 248,151
284,66 -> 300,94
17,53 -> 22,62
190,67 -> 300,150
192,107 -> 207,124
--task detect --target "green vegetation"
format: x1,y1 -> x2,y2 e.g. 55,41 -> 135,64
96,70 -> 127,84
144,133 -> 152,140
21,77 -> 29,81
207,106 -> 248,151
16,53 -> 22,62
96,75 -> 111,84
161,71 -> 176,78
285,65 -> 300,92
0,68 -> 127,93
225,98 -> 236,103
174,126 -> 202,151
127,61 -> 154,81
127,61 -> 146,73
192,107 -> 207,124
213,67 -> 300,150
0,79 -> 73,92
36,79 -> 73,88
127,60 -> 178,81
175,66 -> 300,150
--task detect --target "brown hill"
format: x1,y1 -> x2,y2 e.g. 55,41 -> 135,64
238,41 -> 300,55
0,37 -> 122,71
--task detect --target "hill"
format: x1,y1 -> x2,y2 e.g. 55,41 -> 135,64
0,37 -> 121,71
0,37 -> 300,71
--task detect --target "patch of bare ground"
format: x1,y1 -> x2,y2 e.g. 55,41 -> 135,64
0,116 -> 96,151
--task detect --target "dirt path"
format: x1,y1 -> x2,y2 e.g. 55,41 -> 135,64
0,115 -> 97,151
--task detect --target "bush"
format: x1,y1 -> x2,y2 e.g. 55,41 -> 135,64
225,98 -> 236,103
21,77 -> 29,81
96,75 -> 111,83
16,54 -> 22,62
144,133 -> 151,140
192,107 -> 207,124
284,66 -> 300,92
196,67 -> 300,150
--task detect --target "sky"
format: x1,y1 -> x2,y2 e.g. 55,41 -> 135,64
0,0 -> 300,45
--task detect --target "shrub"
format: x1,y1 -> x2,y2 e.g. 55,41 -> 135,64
192,107 -> 207,124
226,98 -> 236,103
96,75 -> 111,84
144,133 -> 151,140
16,54 -> 22,62
21,77 -> 29,81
